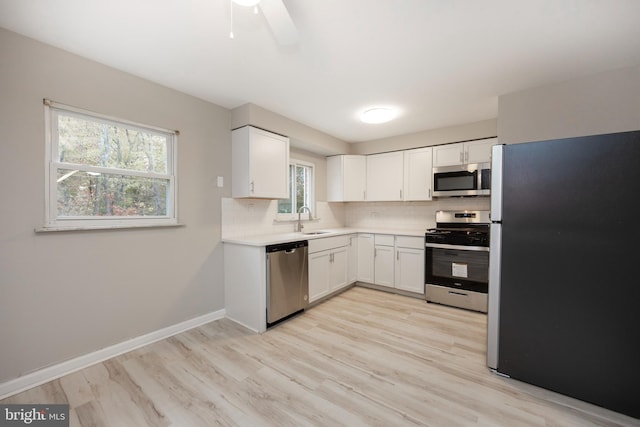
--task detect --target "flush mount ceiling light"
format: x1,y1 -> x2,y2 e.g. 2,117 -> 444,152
229,0 -> 261,39
360,107 -> 397,124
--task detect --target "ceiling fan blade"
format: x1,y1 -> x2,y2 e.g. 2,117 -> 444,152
259,0 -> 298,46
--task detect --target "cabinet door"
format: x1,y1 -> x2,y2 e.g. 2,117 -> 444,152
232,126 -> 290,198
344,155 -> 367,201
366,152 -> 404,201
347,234 -> 358,284
329,247 -> 349,292
309,250 -> 330,303
357,234 -> 374,283
465,138 -> 497,164
374,245 -> 395,287
250,128 -> 290,198
403,147 -> 433,201
326,155 -> 366,202
433,143 -> 464,167
395,247 -> 425,294
325,156 -> 343,202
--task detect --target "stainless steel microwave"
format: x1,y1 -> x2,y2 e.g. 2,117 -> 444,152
432,162 -> 491,197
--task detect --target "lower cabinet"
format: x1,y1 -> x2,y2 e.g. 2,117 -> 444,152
395,242 -> 425,294
357,233 -> 425,295
308,235 -> 351,303
309,232 -> 424,304
347,234 -> 358,284
356,234 -> 374,283
374,234 -> 395,287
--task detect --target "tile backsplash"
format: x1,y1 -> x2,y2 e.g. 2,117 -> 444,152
222,197 -> 490,238
221,198 -> 346,238
345,197 -> 490,230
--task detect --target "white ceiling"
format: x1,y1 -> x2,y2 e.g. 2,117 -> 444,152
1,0 -> 640,142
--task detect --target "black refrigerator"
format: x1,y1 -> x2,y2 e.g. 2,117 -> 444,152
487,130 -> 640,419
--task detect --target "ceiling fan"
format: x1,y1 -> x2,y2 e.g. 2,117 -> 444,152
230,0 -> 298,45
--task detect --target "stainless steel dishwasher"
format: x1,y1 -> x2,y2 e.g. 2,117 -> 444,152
266,240 -> 309,326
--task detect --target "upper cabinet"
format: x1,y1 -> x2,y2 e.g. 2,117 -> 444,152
326,155 -> 366,202
232,126 -> 289,199
366,151 -> 404,201
433,137 -> 497,167
403,147 -> 433,201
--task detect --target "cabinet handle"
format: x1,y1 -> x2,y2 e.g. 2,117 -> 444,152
363,190 -> 366,200
400,189 -> 403,199
459,152 -> 463,163
250,181 -> 255,194
465,151 -> 469,162
397,250 -> 399,260
374,248 -> 377,258
428,188 -> 431,198
330,253 -> 333,263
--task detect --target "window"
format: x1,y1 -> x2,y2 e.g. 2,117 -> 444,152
277,160 -> 314,219
44,100 -> 177,229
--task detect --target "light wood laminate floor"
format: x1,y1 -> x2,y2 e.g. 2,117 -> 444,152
2,287 -> 638,426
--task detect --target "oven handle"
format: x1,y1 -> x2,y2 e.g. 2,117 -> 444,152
425,242 -> 490,252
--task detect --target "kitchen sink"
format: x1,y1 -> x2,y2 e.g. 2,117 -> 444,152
302,231 -> 330,235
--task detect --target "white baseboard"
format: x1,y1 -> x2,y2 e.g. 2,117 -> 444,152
0,309 -> 225,400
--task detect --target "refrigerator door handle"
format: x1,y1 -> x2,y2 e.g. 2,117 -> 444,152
490,144 -> 504,222
487,222 -> 502,370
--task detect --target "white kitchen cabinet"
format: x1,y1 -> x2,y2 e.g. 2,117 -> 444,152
403,147 -> 433,201
366,151 -> 404,201
309,247 -> 348,303
356,233 -> 374,283
433,143 -> 464,167
232,126 -> 290,199
308,235 -> 350,303
466,138 -> 497,164
433,138 -> 497,167
329,246 -> 348,292
347,234 -> 358,284
326,155 -> 367,201
394,236 -> 425,294
224,243 -> 267,333
308,250 -> 331,302
374,234 -> 395,287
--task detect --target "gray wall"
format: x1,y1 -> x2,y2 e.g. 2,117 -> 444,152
351,119 -> 497,155
231,103 -> 350,156
498,65 -> 640,144
0,29 -> 230,384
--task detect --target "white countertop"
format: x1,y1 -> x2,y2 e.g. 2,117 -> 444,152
222,227 -> 426,246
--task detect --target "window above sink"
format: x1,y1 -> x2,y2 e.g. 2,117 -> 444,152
276,159 -> 315,221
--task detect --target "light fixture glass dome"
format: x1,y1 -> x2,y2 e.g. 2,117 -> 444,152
360,107 -> 397,124
232,0 -> 261,6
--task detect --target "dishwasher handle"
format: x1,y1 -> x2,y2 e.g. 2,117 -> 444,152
266,240 -> 308,253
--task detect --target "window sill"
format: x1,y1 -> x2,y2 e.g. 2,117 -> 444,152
35,223 -> 186,233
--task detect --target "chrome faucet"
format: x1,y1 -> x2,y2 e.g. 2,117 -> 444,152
297,205 -> 313,232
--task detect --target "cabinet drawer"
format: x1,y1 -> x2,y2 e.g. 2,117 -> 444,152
395,235 -> 425,249
374,234 -> 394,246
308,235 -> 350,253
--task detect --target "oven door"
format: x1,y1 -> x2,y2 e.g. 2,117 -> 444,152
425,243 -> 489,293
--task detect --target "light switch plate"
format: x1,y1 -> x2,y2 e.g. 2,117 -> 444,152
217,176 -> 224,187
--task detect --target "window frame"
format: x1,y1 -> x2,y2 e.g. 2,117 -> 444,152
276,159 -> 315,221
43,100 -> 178,230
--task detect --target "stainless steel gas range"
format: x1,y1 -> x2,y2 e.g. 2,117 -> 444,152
425,210 -> 490,313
